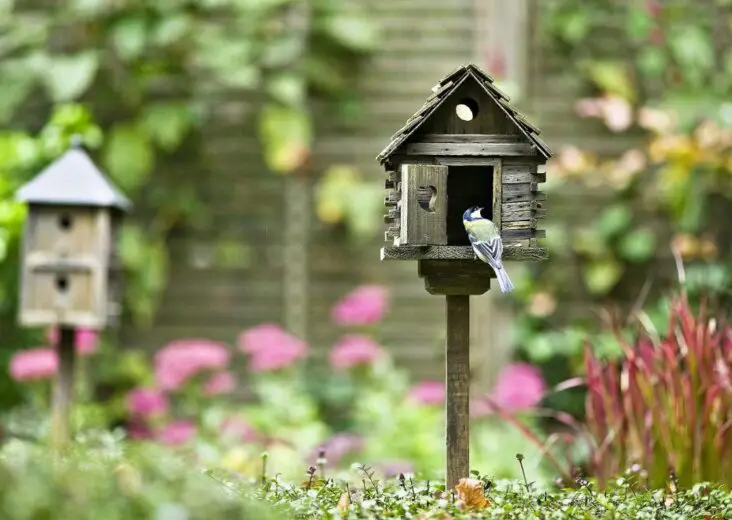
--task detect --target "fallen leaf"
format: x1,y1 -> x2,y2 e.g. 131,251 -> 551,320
454,478 -> 490,511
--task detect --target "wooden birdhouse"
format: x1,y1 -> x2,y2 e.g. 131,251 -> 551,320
378,63 -> 551,294
375,64 -> 555,488
15,138 -> 131,329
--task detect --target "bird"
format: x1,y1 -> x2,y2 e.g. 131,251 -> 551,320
462,206 -> 514,293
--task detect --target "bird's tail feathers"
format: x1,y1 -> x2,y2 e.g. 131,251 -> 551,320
495,266 -> 514,293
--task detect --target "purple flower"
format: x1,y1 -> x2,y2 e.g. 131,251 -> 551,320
311,433 -> 364,467
379,460 -> 414,478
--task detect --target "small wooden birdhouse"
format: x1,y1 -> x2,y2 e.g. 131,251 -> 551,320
15,138 -> 131,329
378,64 -> 551,283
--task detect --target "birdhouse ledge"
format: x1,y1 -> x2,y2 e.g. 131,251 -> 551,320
380,245 -> 548,262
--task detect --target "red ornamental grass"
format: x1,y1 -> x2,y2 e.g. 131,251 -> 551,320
585,295 -> 732,488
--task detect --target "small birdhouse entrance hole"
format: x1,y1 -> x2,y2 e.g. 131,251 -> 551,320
416,185 -> 437,212
455,98 -> 479,122
56,275 -> 69,292
58,213 -> 73,231
446,166 -> 494,246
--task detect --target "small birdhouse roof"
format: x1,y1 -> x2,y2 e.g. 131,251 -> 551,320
376,63 -> 552,164
16,141 -> 132,211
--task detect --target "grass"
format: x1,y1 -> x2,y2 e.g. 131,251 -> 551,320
0,431 -> 731,519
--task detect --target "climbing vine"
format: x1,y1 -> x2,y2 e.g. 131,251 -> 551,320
0,0 -> 379,327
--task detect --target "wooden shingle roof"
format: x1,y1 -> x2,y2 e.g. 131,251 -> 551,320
376,63 -> 552,164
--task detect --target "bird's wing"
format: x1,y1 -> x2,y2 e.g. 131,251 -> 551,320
468,232 -> 503,266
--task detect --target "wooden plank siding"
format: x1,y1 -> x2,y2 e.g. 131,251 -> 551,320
125,0 -> 659,381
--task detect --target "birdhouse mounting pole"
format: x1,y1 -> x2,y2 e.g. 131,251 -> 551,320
51,326 -> 76,449
445,294 -> 471,489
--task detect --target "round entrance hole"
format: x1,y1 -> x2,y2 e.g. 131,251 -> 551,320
58,213 -> 73,231
56,276 -> 69,292
455,97 -> 480,122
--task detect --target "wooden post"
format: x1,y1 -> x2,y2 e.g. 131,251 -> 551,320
51,326 -> 75,449
445,294 -> 471,489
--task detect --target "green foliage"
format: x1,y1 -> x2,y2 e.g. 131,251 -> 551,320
510,0 -> 732,418
0,0 -> 379,337
2,439 -> 731,520
0,438 -> 283,520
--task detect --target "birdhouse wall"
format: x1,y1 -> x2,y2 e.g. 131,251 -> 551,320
500,158 -> 547,246
19,206 -> 113,328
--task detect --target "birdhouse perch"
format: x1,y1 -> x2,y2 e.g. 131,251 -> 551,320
376,64 -> 552,488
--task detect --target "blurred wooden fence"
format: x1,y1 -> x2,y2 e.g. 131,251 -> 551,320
121,0 -> 635,389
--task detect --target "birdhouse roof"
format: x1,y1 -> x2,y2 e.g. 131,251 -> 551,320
376,63 -> 552,164
16,143 -> 132,211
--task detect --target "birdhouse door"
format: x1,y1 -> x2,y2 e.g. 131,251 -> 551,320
400,164 -> 448,245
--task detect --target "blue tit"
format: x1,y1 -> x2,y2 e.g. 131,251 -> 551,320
462,206 -> 514,293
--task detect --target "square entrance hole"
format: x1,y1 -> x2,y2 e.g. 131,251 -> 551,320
446,165 -> 494,245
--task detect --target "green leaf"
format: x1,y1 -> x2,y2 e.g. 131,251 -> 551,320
583,259 -> 624,295
140,103 -> 192,151
618,227 -> 657,262
0,65 -> 35,123
266,74 -> 305,106
583,61 -> 636,101
152,15 -> 191,46
260,36 -> 303,67
320,13 -> 380,52
258,104 -> 312,173
637,47 -> 668,78
111,16 -> 147,60
626,6 -> 653,41
669,26 -> 714,86
42,51 -> 99,102
102,124 -> 154,193
595,204 -> 632,240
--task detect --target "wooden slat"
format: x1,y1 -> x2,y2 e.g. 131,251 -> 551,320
403,142 -> 537,156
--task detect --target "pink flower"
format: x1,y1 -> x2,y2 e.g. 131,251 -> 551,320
329,335 -> 383,370
249,342 -> 307,372
47,327 -> 99,356
126,387 -> 169,418
238,323 -> 289,354
490,362 -> 547,413
407,380 -> 445,406
331,285 -> 388,326
239,324 -> 308,372
9,348 -> 58,381
220,416 -> 258,442
158,420 -> 196,446
126,419 -> 154,440
154,339 -> 231,391
203,371 -> 236,396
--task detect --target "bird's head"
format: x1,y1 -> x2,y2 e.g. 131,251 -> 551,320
463,206 -> 484,221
